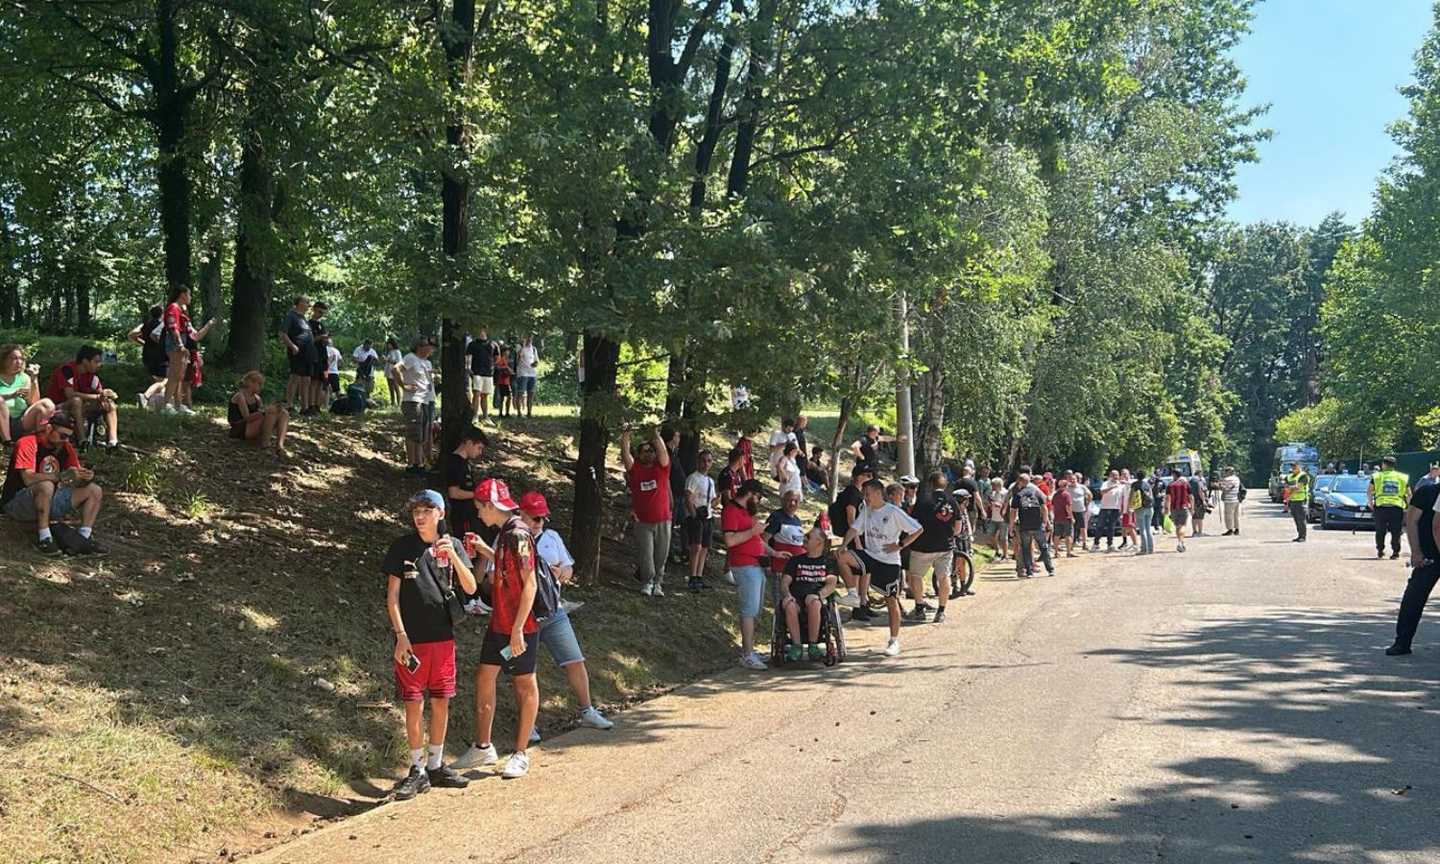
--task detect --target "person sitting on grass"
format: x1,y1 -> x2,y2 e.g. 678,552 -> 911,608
383,489 -> 477,800
45,345 -> 120,448
228,371 -> 289,455
780,525 -> 839,662
1,412 -> 105,556
0,343 -> 44,446
450,478 -> 540,780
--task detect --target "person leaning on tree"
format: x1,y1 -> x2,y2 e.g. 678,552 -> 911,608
1369,455 -> 1410,560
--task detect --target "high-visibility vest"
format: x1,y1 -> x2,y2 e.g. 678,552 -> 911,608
1287,472 -> 1310,504
1372,470 -> 1408,508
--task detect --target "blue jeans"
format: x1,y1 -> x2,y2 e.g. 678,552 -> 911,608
3,484 -> 75,521
1017,529 -> 1053,576
1095,509 -> 1120,547
1136,507 -> 1154,554
539,605 -> 585,666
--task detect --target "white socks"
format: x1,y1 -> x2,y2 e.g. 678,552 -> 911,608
426,744 -> 444,770
38,528 -> 52,542
79,527 -> 92,539
410,748 -> 425,770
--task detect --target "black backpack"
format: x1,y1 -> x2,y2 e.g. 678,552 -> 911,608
501,520 -> 561,622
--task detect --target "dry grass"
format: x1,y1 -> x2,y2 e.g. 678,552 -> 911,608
0,404 -> 812,864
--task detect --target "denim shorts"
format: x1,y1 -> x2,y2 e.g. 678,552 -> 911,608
515,375 -> 536,394
3,485 -> 75,522
539,605 -> 585,667
733,564 -> 766,618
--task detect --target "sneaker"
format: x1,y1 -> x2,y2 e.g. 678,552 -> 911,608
529,726 -> 541,744
392,765 -> 431,800
651,583 -> 665,597
883,638 -> 901,657
161,403 -> 178,415
906,605 -> 927,622
35,537 -> 61,557
933,608 -> 947,624
688,579 -> 710,591
1391,552 -> 1401,560
1378,550 -> 1386,559
426,764 -> 470,789
785,644 -> 803,662
1385,643 -> 1413,656
640,582 -> 654,597
75,536 -> 108,556
851,605 -> 874,622
177,404 -> 197,416
1178,543 -> 1186,553
1017,571 -> 1031,579
501,751 -> 530,779
807,643 -> 825,661
836,591 -> 860,608
579,706 -> 614,730
449,742 -> 498,770
739,652 -> 768,671
725,570 -> 737,586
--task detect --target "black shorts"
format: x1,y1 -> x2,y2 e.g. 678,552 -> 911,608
289,344 -> 315,376
685,516 -> 712,547
851,549 -> 902,596
787,585 -> 825,605
479,630 -> 538,676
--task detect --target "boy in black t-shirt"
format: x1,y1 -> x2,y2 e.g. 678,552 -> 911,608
443,426 -> 489,537
780,526 -> 838,661
382,490 -> 477,799
827,464 -> 873,607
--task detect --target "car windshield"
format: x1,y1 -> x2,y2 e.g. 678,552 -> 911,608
1332,476 -> 1369,493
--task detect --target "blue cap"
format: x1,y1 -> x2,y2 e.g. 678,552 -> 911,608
408,489 -> 445,513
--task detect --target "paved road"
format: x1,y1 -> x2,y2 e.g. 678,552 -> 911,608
250,499 -> 1440,864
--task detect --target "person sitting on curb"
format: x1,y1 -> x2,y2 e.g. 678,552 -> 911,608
449,479 -> 540,779
228,372 -> 289,456
1,412 -> 105,555
383,490 -> 477,800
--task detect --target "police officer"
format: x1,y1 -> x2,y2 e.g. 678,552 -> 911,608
1285,461 -> 1311,542
1369,455 -> 1410,560
1385,472 -> 1440,656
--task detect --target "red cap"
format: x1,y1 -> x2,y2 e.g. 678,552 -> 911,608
474,478 -> 518,511
519,491 -> 550,517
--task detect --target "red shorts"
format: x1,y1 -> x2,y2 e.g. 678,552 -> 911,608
394,639 -> 457,702
1121,512 -> 1136,529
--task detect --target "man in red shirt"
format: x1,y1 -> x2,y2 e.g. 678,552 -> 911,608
451,478 -> 540,780
46,346 -> 119,448
1,412 -> 105,555
621,426 -> 672,597
1164,467 -> 1191,553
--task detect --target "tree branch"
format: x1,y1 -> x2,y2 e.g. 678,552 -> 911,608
676,0 -> 725,80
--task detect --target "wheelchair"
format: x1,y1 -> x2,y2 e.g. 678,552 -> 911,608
770,577 -> 847,667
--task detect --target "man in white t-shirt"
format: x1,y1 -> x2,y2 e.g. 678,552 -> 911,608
398,338 -> 437,475
767,418 -> 798,479
1094,469 -> 1126,551
836,479 -> 922,657
324,343 -> 342,399
513,336 -> 539,418
684,450 -> 718,591
352,340 -> 381,396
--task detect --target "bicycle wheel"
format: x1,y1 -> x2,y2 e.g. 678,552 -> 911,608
953,551 -> 975,596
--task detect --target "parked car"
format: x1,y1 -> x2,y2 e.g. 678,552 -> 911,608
1307,475 -> 1337,523
1315,474 -> 1375,530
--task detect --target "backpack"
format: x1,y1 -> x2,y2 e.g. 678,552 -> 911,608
330,384 -> 368,415
502,521 -> 561,622
1238,485 -> 1248,502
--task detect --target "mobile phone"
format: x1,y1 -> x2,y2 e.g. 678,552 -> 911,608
404,652 -> 421,674
499,645 -> 514,661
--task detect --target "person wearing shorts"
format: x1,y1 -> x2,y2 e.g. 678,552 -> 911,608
467,330 -> 497,422
461,479 -> 540,779
724,479 -> 776,670
280,296 -> 316,412
398,338 -> 437,475
684,450 -> 718,591
383,489 -> 477,799
837,479 -> 922,657
513,336 -> 539,417
1165,467 -> 1191,553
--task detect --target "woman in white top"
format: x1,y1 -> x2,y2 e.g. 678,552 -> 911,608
382,338 -> 403,405
777,441 -> 803,501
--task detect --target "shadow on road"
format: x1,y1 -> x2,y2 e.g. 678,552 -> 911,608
830,608 -> 1440,862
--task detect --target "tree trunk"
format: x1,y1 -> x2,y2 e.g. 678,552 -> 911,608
918,366 -> 946,475
227,126 -> 276,372
725,0 -> 778,198
197,238 -> 223,337
0,216 -> 15,326
153,0 -> 192,292
571,332 -> 621,583
827,394 -> 854,503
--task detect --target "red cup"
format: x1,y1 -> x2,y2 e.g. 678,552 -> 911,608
463,532 -> 480,557
433,538 -> 451,568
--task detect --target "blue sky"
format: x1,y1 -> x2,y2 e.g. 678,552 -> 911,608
1227,0 -> 1434,227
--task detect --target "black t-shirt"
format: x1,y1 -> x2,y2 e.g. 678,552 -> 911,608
382,533 -> 473,644
227,395 -> 260,426
141,316 -> 164,367
444,452 -> 479,534
955,476 -> 980,518
1413,483 -> 1440,561
283,309 -> 312,346
309,318 -> 328,350
856,437 -> 878,466
783,554 -> 834,592
1011,485 -> 1047,531
829,484 -> 865,538
717,466 -> 740,503
911,490 -> 959,552
467,339 -> 496,376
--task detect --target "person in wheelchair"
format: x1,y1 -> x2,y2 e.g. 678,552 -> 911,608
779,525 -> 839,662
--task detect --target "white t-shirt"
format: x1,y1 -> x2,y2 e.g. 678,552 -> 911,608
778,456 -> 802,499
399,352 -> 434,403
353,345 -> 380,365
768,429 -> 797,475
325,345 -> 342,375
536,528 -> 574,570
386,348 -> 403,367
516,344 -> 539,377
851,502 -> 921,566
1100,480 -> 1126,510
686,471 -> 717,518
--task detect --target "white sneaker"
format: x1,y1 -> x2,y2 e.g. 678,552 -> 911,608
640,582 -> 654,597
725,570 -> 737,586
161,403 -> 178,415
561,600 -> 585,615
883,638 -> 901,657
579,706 -> 614,730
449,742 -> 498,770
1178,543 -> 1186,553
651,583 -> 665,597
529,726 -> 541,744
502,751 -> 530,779
740,652 -> 768,671
836,591 -> 860,608
177,404 -> 197,415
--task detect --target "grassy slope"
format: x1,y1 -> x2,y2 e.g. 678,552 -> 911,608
2,342 -> 855,864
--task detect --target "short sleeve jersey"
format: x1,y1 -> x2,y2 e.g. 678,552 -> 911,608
467,339 -> 496,376
2,433 -> 80,506
722,502 -> 765,566
283,309 -> 312,346
828,484 -> 865,538
627,462 -> 672,523
1052,487 -> 1074,522
910,490 -> 959,553
1167,479 -> 1191,511
783,554 -> 834,593
1413,483 -> 1440,561
382,533 -> 473,645
490,517 -> 540,636
686,471 -> 717,517
1010,485 -> 1047,531
852,502 -> 921,566
46,362 -> 100,403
